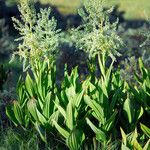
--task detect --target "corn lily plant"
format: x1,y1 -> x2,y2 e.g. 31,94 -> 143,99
5,0 -> 150,149
52,67 -> 90,150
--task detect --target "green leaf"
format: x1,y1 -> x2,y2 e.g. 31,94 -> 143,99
121,144 -> 131,150
53,120 -> 69,139
66,129 -> 85,150
140,123 -> 150,138
37,71 -> 44,101
86,118 -> 106,142
43,92 -> 52,118
66,85 -> 76,100
66,101 -> 74,130
36,108 -> 47,125
34,122 -> 47,143
82,76 -> 91,90
84,95 -> 104,124
75,90 -> 84,107
100,78 -> 108,98
123,98 -> 132,124
25,73 -> 34,97
6,105 -> 18,126
70,66 -> 79,87
143,139 -> 150,150
27,98 -> 38,121
55,102 -> 66,119
98,55 -> 105,79
110,89 -> 120,111
103,110 -> 117,131
105,60 -> 114,85
13,101 -> 23,125
120,127 -> 127,145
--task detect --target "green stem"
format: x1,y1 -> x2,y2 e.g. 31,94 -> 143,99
98,53 -> 106,78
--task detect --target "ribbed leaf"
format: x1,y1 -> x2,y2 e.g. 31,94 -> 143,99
6,105 -> 18,126
103,110 -> 117,131
66,129 -> 85,150
13,101 -> 23,125
123,98 -> 132,123
55,102 -> 66,119
84,95 -> 104,124
35,122 -> 47,143
66,101 -> 74,130
53,120 -> 69,139
36,108 -> 47,125
43,92 -> 52,118
66,85 -> 76,100
100,78 -> 108,98
27,98 -> 38,121
25,73 -> 34,97
143,139 -> 150,150
121,144 -> 130,150
120,127 -> 127,145
140,123 -> 150,138
75,90 -> 84,107
86,118 -> 106,142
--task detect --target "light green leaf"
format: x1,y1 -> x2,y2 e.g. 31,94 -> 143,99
141,123 -> 150,138
43,92 -> 52,118
123,98 -> 132,124
55,102 -> 66,119
143,139 -> 150,150
75,90 -> 84,107
36,108 -> 47,125
86,118 -> 106,142
27,98 -> 38,121
103,110 -> 117,131
84,95 -> 104,124
66,101 -> 74,130
13,101 -> 23,125
25,73 -> 34,97
34,122 -> 47,143
6,105 -> 18,126
120,127 -> 127,145
66,129 -> 85,150
53,120 -> 69,139
121,144 -> 130,150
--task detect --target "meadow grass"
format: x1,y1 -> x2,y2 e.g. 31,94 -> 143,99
40,0 -> 150,20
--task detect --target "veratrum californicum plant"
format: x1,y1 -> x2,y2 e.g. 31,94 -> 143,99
11,0 -> 61,71
71,0 -> 123,60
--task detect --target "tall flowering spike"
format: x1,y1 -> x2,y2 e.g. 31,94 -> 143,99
11,0 -> 61,71
71,0 -> 123,60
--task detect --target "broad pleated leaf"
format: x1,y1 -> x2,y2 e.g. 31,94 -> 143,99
86,118 -> 106,142
53,120 -> 69,139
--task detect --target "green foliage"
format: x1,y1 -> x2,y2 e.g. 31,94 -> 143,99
5,0 -> 150,149
120,128 -> 150,150
53,67 -> 87,150
130,58 -> 150,115
6,60 -> 58,139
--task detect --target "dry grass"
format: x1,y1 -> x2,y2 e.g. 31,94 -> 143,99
40,0 -> 150,19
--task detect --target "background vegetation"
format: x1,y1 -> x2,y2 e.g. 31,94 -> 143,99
6,0 -> 150,19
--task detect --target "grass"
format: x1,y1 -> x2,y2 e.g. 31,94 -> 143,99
6,0 -> 150,19
40,0 -> 150,20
